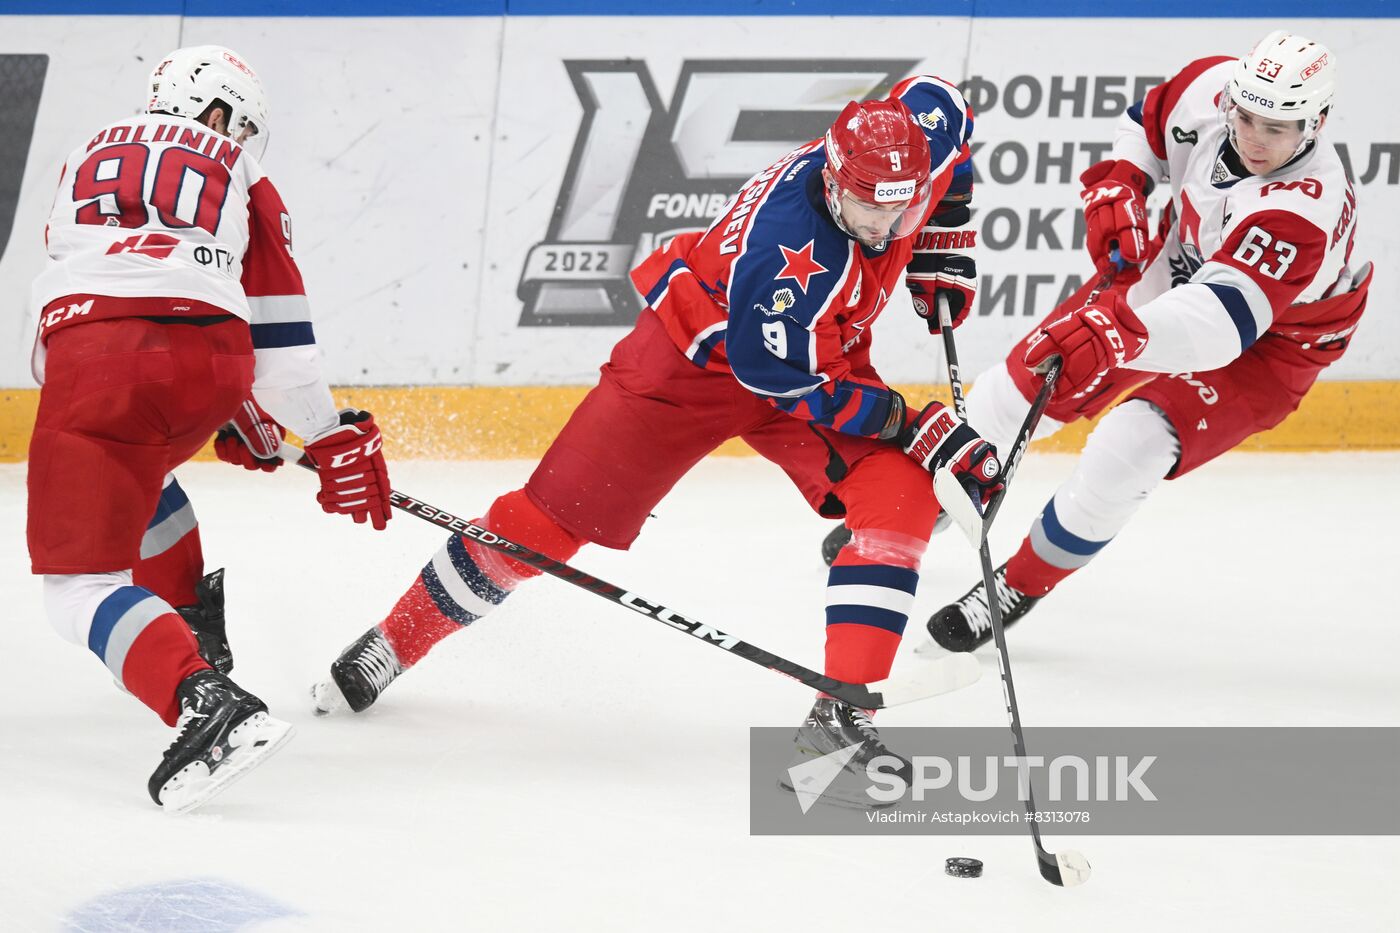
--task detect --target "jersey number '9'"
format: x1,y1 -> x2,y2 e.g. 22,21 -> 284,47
762,320 -> 789,358
73,143 -> 232,236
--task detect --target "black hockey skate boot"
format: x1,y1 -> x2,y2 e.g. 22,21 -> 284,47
148,669 -> 294,813
176,568 -> 232,674
778,697 -> 913,809
820,524 -> 853,566
310,627 -> 403,715
927,563 -> 1041,652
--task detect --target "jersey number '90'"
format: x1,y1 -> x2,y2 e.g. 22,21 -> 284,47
73,143 -> 232,236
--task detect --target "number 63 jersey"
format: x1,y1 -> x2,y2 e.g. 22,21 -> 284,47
29,114 -> 314,385
1114,56 -> 1367,375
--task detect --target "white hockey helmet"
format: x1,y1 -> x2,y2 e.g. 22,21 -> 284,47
1224,31 -> 1335,160
146,45 -> 269,159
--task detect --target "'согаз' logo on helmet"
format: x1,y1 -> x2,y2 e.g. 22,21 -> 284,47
874,179 -> 917,202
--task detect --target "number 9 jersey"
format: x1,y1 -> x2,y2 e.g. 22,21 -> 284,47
30,114 -> 316,395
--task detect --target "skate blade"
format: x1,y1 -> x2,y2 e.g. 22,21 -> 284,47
159,713 -> 295,815
776,745 -> 900,812
912,635 -> 962,661
912,638 -> 940,660
776,775 -> 897,811
309,678 -> 349,716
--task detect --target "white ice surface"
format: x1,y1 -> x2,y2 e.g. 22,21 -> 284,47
1,453 -> 1397,931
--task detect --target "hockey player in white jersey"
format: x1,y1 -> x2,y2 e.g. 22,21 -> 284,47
28,46 -> 393,811
926,31 -> 1371,650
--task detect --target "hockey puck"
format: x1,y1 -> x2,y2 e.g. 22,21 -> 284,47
945,857 -> 983,878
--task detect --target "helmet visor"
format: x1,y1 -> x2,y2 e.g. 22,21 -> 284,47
1225,100 -> 1307,155
834,180 -> 932,248
233,115 -> 268,161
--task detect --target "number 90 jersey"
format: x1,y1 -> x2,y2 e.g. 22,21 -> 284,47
30,114 -> 311,381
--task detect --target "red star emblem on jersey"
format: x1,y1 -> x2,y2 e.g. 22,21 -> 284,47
776,240 -> 828,293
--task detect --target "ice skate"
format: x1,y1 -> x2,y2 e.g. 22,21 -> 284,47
778,697 -> 912,810
925,563 -> 1040,653
149,669 -> 294,814
311,627 -> 402,715
820,524 -> 852,566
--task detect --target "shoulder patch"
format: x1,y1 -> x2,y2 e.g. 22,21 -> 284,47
918,109 -> 948,132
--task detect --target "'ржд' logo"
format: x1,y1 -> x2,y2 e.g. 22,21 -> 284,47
517,59 -> 915,326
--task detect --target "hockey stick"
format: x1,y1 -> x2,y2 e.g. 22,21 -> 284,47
934,294 -> 1091,888
824,277 -> 1073,564
283,446 -> 981,710
979,258 -> 1121,534
977,361 -> 1060,537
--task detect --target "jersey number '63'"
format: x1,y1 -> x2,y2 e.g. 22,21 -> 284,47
1231,226 -> 1297,280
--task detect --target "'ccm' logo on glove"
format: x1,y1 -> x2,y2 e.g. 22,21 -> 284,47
327,433 -> 383,469
1080,308 -> 1130,363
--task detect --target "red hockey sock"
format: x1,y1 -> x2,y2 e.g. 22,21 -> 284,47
1004,536 -> 1076,597
379,576 -> 465,668
133,520 -> 204,609
822,548 -> 918,688
479,488 -> 585,585
121,613 -> 211,725
824,622 -> 903,688
378,488 -> 584,667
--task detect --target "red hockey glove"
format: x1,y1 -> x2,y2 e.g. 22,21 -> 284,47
907,204 -> 977,331
1023,295 -> 1148,399
215,397 -> 286,473
304,409 -> 393,531
1080,160 -> 1151,271
899,401 -> 1004,541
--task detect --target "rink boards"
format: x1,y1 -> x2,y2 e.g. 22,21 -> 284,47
0,6 -> 1395,457
1,379 -> 1396,461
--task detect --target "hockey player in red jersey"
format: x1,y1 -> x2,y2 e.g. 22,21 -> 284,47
925,31 -> 1370,652
27,46 -> 393,812
298,77 -> 992,796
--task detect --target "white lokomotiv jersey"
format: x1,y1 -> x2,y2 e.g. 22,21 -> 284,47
31,113 -> 337,441
1112,56 -> 1365,374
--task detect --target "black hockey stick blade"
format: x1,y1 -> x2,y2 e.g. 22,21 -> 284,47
283,447 -> 980,709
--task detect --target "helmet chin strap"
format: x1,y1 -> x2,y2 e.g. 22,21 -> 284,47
823,177 -> 853,236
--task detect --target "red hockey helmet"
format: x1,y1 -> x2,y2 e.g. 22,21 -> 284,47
823,98 -> 933,248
